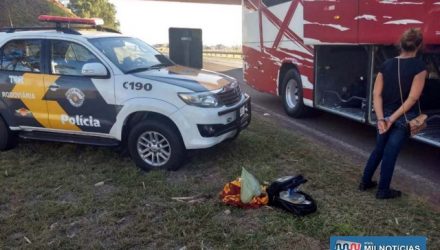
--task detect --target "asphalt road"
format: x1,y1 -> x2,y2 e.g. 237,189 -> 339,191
203,57 -> 440,205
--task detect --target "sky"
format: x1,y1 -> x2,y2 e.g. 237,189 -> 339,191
109,0 -> 242,46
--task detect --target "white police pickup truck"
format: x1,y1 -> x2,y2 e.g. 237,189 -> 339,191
0,16 -> 251,170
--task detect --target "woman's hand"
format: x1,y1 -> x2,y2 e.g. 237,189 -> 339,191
377,120 -> 388,134
385,119 -> 393,132
378,118 -> 393,134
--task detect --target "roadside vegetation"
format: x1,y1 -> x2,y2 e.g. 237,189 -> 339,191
0,0 -> 74,28
1,116 -> 439,249
68,0 -> 119,30
0,0 -> 118,30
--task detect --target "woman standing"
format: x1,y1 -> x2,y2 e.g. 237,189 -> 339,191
359,28 -> 427,199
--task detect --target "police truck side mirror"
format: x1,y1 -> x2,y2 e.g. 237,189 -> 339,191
81,63 -> 109,78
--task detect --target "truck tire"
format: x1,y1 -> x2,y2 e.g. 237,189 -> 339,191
128,120 -> 185,171
0,116 -> 17,151
281,69 -> 311,118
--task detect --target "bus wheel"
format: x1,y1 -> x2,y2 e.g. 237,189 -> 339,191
281,69 -> 310,118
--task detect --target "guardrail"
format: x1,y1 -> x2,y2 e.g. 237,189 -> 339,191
203,51 -> 243,59
156,48 -> 243,59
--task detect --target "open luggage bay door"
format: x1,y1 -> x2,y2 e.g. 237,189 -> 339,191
303,0 -> 440,45
303,0 -> 358,44
357,0 -> 434,44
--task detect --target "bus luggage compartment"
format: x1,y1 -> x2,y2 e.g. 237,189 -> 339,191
314,45 -> 370,122
415,50 -> 440,147
314,45 -> 440,147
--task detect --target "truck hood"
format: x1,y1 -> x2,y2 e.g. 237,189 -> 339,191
133,65 -> 235,92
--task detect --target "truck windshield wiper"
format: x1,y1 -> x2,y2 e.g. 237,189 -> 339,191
148,63 -> 168,69
125,67 -> 151,74
125,64 -> 168,74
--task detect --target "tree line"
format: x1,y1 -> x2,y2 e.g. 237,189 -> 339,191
68,0 -> 119,30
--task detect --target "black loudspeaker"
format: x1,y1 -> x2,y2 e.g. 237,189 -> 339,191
169,28 -> 203,69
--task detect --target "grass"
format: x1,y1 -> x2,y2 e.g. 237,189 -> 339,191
0,115 -> 439,249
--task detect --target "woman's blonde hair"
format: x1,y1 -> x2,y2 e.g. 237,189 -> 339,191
400,28 -> 423,52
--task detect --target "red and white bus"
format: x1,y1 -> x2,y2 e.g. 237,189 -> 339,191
242,0 -> 440,147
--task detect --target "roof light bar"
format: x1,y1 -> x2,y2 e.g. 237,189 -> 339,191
38,15 -> 104,26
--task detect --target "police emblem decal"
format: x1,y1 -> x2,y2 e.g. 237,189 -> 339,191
15,108 -> 32,117
66,88 -> 85,108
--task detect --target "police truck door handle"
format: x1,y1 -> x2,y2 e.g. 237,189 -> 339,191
49,84 -> 59,91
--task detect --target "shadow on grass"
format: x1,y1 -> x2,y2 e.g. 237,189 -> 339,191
0,117 -> 439,249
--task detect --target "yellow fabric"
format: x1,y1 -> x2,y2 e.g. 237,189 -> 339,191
220,178 -> 268,209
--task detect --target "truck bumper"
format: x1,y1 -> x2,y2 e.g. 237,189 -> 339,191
171,94 -> 251,149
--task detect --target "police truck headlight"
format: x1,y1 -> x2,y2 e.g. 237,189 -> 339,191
178,92 -> 221,108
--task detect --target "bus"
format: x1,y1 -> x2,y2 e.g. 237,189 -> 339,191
242,0 -> 440,147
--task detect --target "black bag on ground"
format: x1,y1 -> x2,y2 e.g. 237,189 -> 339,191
267,175 -> 317,216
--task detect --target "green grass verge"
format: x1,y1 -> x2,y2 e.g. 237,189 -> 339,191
1,116 -> 439,249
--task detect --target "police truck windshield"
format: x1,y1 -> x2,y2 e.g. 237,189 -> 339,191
89,37 -> 173,74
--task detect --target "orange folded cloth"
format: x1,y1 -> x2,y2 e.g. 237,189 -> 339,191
220,179 -> 269,208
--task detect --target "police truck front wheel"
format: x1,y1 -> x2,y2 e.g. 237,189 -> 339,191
281,69 -> 310,118
128,120 -> 185,171
0,116 -> 17,151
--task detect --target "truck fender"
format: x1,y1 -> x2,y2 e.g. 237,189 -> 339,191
109,98 -> 181,140
278,59 -> 301,96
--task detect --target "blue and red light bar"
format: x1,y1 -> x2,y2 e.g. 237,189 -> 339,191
38,15 -> 104,26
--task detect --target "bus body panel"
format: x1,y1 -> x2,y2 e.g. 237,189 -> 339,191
243,0 -> 314,106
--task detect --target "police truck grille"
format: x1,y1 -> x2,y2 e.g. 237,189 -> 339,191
217,84 -> 241,106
